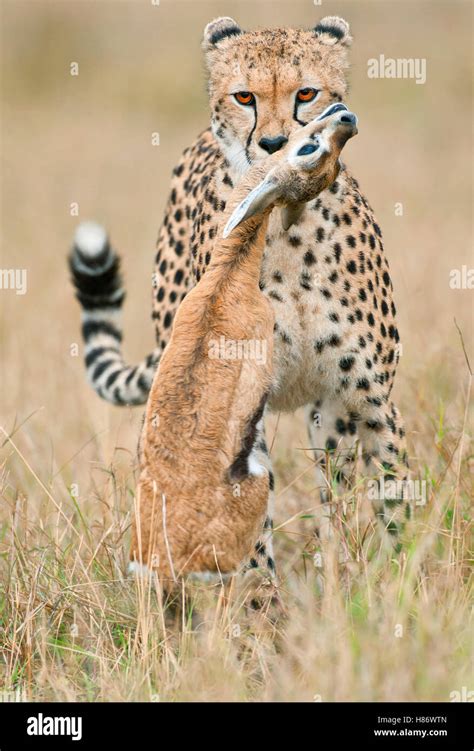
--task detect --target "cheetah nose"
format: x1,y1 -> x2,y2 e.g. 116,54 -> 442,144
259,135 -> 288,154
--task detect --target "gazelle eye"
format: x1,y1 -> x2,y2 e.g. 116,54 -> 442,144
297,142 -> 319,156
234,91 -> 255,106
297,88 -> 319,103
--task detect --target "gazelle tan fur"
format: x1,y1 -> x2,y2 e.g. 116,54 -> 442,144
130,105 -> 358,586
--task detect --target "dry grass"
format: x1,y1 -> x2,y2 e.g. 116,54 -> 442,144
1,386 -> 472,702
1,0 -> 472,702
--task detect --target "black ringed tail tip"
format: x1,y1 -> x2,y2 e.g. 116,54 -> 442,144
68,221 -> 158,406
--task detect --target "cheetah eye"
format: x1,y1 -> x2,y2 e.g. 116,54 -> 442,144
234,91 -> 255,106
296,88 -> 319,103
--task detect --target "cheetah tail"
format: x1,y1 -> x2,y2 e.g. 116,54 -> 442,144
68,222 -> 158,406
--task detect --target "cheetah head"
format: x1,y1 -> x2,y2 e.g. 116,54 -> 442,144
203,16 -> 352,177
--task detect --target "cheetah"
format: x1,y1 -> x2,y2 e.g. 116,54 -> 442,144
69,16 -> 409,580
129,106 -> 358,586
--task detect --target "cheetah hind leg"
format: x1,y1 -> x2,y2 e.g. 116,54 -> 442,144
357,400 -> 410,553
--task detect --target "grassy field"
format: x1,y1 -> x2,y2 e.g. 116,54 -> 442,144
1,0 -> 472,702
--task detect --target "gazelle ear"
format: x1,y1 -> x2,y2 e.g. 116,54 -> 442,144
223,177 -> 279,238
314,16 -> 352,46
280,203 -> 305,231
203,17 -> 242,52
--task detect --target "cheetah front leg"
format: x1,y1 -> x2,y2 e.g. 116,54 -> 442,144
304,398 -> 359,542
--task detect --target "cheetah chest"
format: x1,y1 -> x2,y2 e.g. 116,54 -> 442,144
261,202 -> 357,412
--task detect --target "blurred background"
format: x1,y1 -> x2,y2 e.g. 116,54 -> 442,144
0,0 -> 472,703
1,0 -> 472,509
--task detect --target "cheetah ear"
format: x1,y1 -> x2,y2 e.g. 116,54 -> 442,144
314,16 -> 352,46
203,17 -> 243,52
223,177 -> 278,238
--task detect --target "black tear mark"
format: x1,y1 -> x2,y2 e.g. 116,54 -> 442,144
244,99 -> 258,164
293,97 -> 307,127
